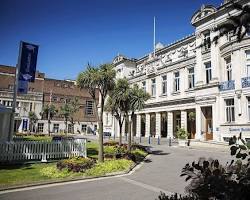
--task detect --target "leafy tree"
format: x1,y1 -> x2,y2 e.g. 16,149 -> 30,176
60,103 -> 72,135
41,104 -> 58,136
77,63 -> 116,162
28,111 -> 38,133
69,97 -> 80,134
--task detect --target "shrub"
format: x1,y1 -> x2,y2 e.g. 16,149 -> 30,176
85,159 -> 133,176
130,149 -> 147,162
40,166 -> 71,178
57,157 -> 95,173
177,128 -> 187,139
104,146 -> 117,155
157,192 -> 197,200
159,134 -> 250,200
104,145 -> 127,157
103,140 -> 119,146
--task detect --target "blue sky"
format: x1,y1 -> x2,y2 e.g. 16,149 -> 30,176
0,0 -> 221,80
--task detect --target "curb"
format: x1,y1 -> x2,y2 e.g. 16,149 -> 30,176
0,153 -> 151,193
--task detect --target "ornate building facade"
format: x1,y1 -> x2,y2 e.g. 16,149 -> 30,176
104,0 -> 250,142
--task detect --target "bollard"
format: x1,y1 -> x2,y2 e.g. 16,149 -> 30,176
169,137 -> 172,146
158,136 -> 160,145
139,135 -> 142,143
113,133 -> 115,140
148,136 -> 151,144
125,134 -> 127,141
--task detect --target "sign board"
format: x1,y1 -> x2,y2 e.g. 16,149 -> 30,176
17,80 -> 28,94
17,41 -> 39,94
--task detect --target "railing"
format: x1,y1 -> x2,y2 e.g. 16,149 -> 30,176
241,77 -> 250,88
219,80 -> 235,91
0,139 -> 86,162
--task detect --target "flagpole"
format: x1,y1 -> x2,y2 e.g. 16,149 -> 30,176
9,41 -> 22,141
154,16 -> 156,57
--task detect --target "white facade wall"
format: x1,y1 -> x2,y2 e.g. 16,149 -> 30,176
103,0 -> 250,142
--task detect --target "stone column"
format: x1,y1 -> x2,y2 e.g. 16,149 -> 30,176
136,114 -> 141,137
145,113 -> 150,137
181,110 -> 187,131
167,112 -> 173,138
155,112 -> 161,138
195,105 -> 202,140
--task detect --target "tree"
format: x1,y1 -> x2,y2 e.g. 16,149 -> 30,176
77,63 -> 116,162
112,79 -> 150,151
212,2 -> 250,44
128,84 -> 150,151
41,104 -> 58,136
105,82 -> 127,145
112,78 -> 131,146
60,103 -> 71,135
28,111 -> 38,133
69,97 -> 80,134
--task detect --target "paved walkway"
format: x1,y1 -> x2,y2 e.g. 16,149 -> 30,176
0,146 -> 231,200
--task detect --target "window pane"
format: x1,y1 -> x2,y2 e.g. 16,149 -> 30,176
85,100 -> 94,115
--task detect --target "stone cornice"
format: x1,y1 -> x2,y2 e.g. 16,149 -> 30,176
144,97 -> 195,109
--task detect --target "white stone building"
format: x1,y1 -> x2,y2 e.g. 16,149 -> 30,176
103,0 -> 250,142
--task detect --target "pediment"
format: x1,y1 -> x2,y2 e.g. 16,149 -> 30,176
191,5 -> 217,25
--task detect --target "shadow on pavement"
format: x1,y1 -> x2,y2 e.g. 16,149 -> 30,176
150,150 -> 170,156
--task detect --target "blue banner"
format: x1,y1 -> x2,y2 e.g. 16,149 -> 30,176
18,41 -> 39,82
18,80 -> 28,94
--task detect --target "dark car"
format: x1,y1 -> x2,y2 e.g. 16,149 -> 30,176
103,132 -> 111,137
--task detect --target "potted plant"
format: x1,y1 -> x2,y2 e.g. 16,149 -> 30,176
177,128 -> 188,146
188,112 -> 196,139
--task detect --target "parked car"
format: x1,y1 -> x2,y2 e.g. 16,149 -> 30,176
103,132 -> 111,137
52,136 -> 74,141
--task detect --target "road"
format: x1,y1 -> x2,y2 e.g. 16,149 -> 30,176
0,145 -> 231,200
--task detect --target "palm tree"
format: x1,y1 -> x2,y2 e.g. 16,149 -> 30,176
112,78 -> 131,144
128,84 -> 150,151
28,111 -> 38,133
77,63 -> 116,162
112,79 -> 150,151
212,2 -> 250,44
60,103 -> 71,135
105,91 -> 125,145
41,104 -> 58,136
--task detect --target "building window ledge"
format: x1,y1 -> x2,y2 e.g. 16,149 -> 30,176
172,91 -> 180,96
160,94 -> 167,97
185,88 -> 195,93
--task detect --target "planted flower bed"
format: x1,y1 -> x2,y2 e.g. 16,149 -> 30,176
0,141 -> 148,189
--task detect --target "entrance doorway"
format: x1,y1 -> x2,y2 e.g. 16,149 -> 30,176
201,107 -> 213,141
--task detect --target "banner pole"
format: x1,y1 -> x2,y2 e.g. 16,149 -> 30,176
9,41 -> 22,141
